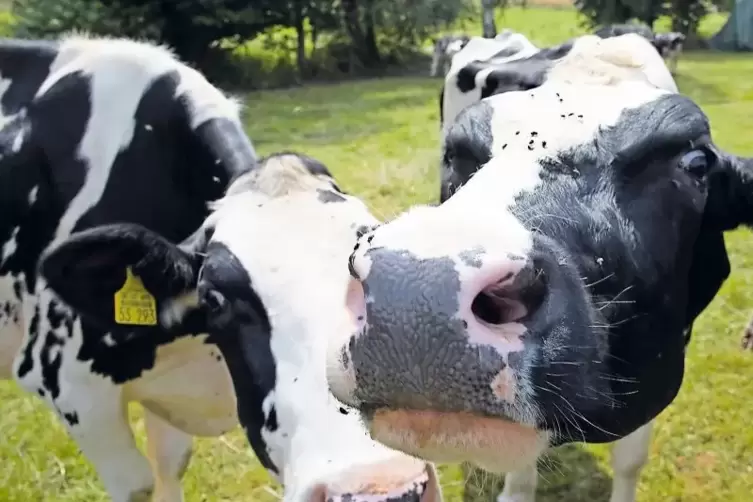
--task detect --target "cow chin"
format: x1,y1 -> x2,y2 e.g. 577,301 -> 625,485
367,408 -> 549,473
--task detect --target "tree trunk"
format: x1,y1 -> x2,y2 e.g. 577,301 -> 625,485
157,1 -> 211,66
293,3 -> 306,80
481,0 -> 497,38
341,0 -> 366,68
310,22 -> 319,59
363,3 -> 381,65
340,0 -> 380,68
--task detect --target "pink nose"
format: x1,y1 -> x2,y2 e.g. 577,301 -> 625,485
459,258 -> 546,326
310,457 -> 440,502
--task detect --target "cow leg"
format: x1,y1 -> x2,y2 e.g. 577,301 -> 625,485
15,357 -> 155,501
60,391 -> 155,502
144,409 -> 193,502
430,53 -> 440,77
608,420 -> 654,502
668,52 -> 679,75
43,389 -> 154,502
497,464 -> 538,502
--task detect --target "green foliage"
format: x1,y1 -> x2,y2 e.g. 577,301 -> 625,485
573,0 -> 717,34
369,0 -> 472,55
11,0 -> 159,40
0,9 -> 16,36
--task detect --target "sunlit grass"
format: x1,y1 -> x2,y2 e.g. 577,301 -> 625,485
1,4 -> 751,502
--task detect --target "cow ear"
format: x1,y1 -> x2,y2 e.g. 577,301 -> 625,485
705,153 -> 753,232
39,223 -> 202,331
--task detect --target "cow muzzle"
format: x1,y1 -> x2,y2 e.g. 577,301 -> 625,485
326,231 -> 597,469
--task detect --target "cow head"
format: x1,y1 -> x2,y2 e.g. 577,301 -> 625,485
39,153 -> 441,502
325,34 -> 753,473
431,35 -> 471,77
651,32 -> 686,58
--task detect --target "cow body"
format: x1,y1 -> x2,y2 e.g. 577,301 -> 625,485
327,33 -> 751,501
39,153 -> 443,502
0,35 -> 258,502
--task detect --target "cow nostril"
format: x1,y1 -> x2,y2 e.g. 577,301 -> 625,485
471,266 -> 547,325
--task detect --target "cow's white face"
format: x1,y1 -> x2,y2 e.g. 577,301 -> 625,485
201,158 -> 439,500
325,36 -> 732,472
39,153 -> 441,502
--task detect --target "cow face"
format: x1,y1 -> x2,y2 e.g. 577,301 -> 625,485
431,35 -> 470,77
39,153 -> 441,502
325,35 -> 751,473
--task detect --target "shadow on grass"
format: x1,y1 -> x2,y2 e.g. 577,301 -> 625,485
462,444 -> 613,502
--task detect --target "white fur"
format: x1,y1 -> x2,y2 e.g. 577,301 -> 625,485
208,163 -> 439,502
0,33 -> 244,502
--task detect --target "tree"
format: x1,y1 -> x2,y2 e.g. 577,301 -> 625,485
13,0 -> 289,67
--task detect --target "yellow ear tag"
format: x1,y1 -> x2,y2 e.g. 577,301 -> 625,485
114,267 -> 158,326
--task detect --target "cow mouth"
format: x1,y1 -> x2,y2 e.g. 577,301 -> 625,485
363,407 -> 547,472
314,460 -> 441,502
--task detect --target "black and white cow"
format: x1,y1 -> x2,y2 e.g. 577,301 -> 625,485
430,34 -> 471,77
438,32 -> 677,201
0,34 -> 261,502
594,23 -> 686,74
326,33 -> 750,502
38,152 -> 443,502
438,30 -> 541,140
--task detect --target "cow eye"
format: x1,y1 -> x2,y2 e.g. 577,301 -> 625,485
678,148 -> 714,178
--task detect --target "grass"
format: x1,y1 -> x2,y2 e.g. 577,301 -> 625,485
1,4 -> 752,502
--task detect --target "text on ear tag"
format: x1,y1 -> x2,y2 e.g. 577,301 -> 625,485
114,267 -> 158,326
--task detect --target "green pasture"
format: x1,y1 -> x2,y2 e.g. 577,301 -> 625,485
1,5 -> 752,502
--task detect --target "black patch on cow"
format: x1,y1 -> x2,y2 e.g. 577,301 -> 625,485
264,406 -> 279,431
455,65 -> 478,94
70,71 -> 209,242
40,322 -> 65,398
16,305 -> 41,378
454,40 -> 573,104
0,39 -> 59,116
63,410 -> 79,426
440,100 -> 495,202
438,85 -> 445,125
317,188 -> 346,203
200,241 -> 279,475
510,95 -> 712,442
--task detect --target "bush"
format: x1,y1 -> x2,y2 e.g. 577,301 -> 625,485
12,0 -> 160,40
